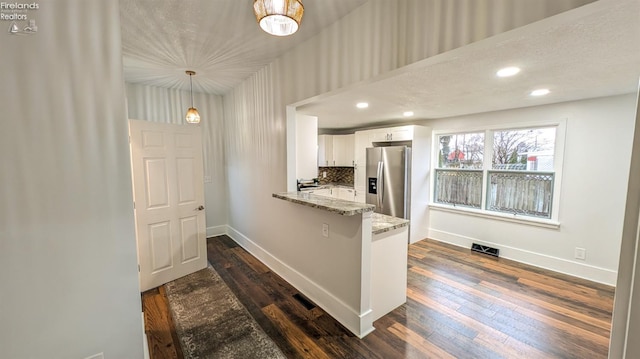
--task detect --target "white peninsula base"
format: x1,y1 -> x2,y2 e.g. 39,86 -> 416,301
269,192 -> 409,338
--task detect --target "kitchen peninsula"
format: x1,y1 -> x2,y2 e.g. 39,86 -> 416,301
272,192 -> 409,337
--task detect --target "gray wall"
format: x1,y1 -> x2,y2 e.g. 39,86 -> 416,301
125,83 -> 229,235
0,1 -> 143,358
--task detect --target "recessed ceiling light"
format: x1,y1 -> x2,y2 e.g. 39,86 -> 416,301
530,89 -> 550,96
496,67 -> 521,77
403,111 -> 414,117
356,102 -> 369,109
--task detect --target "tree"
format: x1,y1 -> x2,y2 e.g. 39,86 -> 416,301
493,130 -> 532,165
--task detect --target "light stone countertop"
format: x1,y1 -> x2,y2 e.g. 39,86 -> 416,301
371,213 -> 410,235
273,192 -> 410,235
273,192 -> 374,216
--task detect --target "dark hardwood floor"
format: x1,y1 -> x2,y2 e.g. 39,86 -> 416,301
142,235 -> 615,358
142,285 -> 184,359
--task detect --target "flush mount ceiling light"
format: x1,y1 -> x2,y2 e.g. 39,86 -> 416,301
356,102 -> 369,109
530,88 -> 550,97
496,66 -> 521,77
253,0 -> 304,37
403,111 -> 414,117
185,70 -> 201,124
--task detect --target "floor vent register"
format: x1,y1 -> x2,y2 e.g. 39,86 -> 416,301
471,243 -> 500,257
292,293 -> 317,311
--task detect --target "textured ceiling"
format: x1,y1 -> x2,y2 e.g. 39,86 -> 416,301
297,0 -> 640,129
120,0 -> 640,130
119,0 -> 367,94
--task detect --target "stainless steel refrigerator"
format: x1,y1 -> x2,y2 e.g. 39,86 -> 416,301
366,146 -> 411,219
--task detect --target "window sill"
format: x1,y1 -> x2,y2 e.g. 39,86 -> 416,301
428,203 -> 561,229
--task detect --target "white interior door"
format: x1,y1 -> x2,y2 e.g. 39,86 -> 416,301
129,119 -> 207,292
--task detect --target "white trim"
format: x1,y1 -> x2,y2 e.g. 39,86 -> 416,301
428,228 -> 618,286
429,203 -> 561,229
225,225 -> 375,338
142,312 -> 150,359
431,118 -> 567,137
206,225 -> 227,238
430,118 -> 567,223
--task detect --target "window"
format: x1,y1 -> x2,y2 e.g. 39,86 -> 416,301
433,123 -> 563,222
435,132 -> 484,208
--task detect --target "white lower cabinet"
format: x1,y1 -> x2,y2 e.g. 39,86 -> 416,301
307,187 -> 356,201
337,187 -> 355,201
354,186 -> 366,203
308,188 -> 332,198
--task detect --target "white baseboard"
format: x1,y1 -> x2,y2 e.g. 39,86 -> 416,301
428,228 -> 617,286
225,225 -> 374,338
206,225 -> 227,238
142,312 -> 149,359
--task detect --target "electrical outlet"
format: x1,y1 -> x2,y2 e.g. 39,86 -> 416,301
575,247 -> 586,260
322,223 -> 329,238
204,175 -> 212,183
323,171 -> 327,178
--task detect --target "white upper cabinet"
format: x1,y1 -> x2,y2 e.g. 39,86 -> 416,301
370,126 -> 414,142
333,134 -> 355,166
354,125 -> 416,190
318,134 -> 334,166
318,134 -> 355,167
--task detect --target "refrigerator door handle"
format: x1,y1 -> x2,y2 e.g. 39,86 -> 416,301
377,160 -> 384,210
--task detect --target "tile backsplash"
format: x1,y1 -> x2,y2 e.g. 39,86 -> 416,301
318,167 -> 354,185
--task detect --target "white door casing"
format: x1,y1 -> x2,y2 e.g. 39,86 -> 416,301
129,119 -> 207,292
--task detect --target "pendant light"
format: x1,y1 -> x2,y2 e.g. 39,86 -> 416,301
185,70 -> 200,124
253,0 -> 304,37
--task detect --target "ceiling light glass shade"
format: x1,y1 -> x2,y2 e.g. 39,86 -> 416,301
185,107 -> 201,124
185,70 -> 201,124
254,0 -> 304,36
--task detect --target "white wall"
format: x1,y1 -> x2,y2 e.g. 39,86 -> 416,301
410,125 -> 432,243
424,94 -> 637,285
223,0 -> 593,280
609,88 -> 640,358
0,1 -> 143,358
125,83 -> 229,236
295,114 -> 318,180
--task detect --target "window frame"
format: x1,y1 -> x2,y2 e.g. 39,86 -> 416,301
430,119 -> 566,228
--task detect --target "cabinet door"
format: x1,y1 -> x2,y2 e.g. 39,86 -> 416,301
333,134 -> 355,166
390,127 -> 413,141
369,126 -> 414,142
313,188 -> 332,198
354,131 -> 372,189
332,135 -> 344,166
333,135 -> 355,167
370,131 -> 389,142
318,135 -> 333,166
338,188 -> 355,201
343,134 -> 355,166
331,187 -> 341,199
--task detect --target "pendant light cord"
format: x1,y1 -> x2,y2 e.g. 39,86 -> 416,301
189,73 -> 194,108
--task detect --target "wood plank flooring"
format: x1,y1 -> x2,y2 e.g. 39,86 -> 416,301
142,235 -> 615,358
141,286 -> 184,359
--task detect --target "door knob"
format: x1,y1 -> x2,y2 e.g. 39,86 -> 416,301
196,205 -> 205,211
